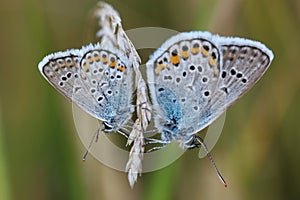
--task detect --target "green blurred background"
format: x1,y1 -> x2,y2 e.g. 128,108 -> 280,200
0,0 -> 299,199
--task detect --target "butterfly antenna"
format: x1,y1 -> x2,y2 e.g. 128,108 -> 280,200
196,136 -> 227,187
83,127 -> 101,161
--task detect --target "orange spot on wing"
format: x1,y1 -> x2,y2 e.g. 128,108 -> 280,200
83,62 -> 89,72
94,55 -> 100,62
227,54 -> 236,60
109,61 -> 116,68
191,47 -> 200,54
170,55 -> 180,65
214,69 -> 219,77
209,56 -> 217,67
88,57 -> 93,64
155,63 -> 169,74
117,65 -> 125,72
66,60 -> 74,68
201,47 -> 209,57
102,57 -> 108,64
181,51 -> 189,59
58,60 -> 66,68
53,65 -> 59,72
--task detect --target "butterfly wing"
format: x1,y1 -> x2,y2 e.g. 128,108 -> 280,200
78,43 -> 134,125
38,43 -> 134,125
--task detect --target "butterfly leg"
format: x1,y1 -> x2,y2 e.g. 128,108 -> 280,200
144,137 -> 170,152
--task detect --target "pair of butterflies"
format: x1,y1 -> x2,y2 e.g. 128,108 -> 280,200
38,1 -> 273,186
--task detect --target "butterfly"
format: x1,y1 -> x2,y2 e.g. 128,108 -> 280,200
38,40 -> 136,154
146,31 -> 273,185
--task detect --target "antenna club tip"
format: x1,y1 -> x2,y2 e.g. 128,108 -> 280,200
82,151 -> 89,161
